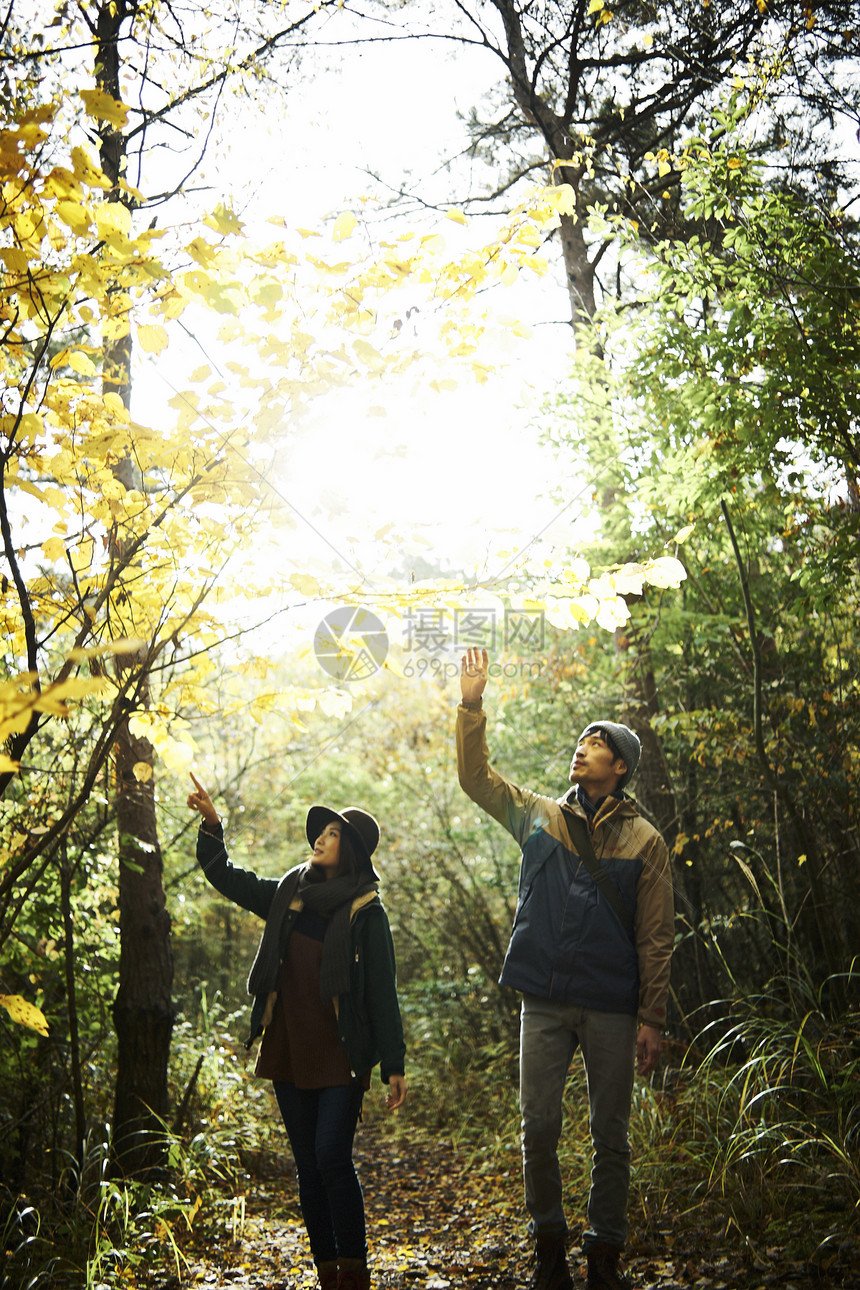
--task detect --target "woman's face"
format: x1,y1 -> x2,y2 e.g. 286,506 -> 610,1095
311,820 -> 342,879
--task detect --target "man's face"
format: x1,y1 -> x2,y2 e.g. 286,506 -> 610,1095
569,729 -> 627,798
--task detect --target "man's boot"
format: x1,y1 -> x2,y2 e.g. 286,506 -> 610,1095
337,1256 -> 371,1290
317,1260 -> 338,1290
586,1241 -> 631,1290
527,1234 -> 573,1290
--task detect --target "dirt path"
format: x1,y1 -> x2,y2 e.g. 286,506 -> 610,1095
176,1121 -> 847,1290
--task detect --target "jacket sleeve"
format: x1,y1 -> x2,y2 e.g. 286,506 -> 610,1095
196,822 -> 278,921
456,701 -> 554,846
362,906 -> 406,1084
634,829 -> 675,1029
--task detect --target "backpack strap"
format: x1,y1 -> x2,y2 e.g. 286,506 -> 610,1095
563,807 -> 635,941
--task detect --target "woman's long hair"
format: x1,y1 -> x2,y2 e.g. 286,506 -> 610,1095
335,828 -> 361,879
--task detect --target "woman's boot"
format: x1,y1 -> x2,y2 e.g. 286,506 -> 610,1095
317,1260 -> 338,1290
337,1256 -> 371,1289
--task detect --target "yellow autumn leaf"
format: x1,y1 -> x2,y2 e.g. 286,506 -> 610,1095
291,573 -> 324,598
644,556 -> 687,588
138,324 -> 169,354
188,236 -> 218,267
353,338 -> 385,371
595,595 -> 630,630
445,209 -> 469,225
80,88 -> 129,129
103,391 -> 129,420
570,594 -> 599,624
13,210 -> 39,242
0,995 -> 49,1037
203,202 -> 243,235
106,637 -> 147,657
610,564 -> 646,596
1,246 -> 32,274
95,202 -> 132,241
68,351 -> 97,376
34,678 -> 107,711
7,477 -> 45,503
0,754 -> 20,773
547,183 -> 577,216
132,762 -> 153,782
563,557 -> 591,586
317,689 -> 353,720
674,524 -> 695,543
66,639 -> 143,662
161,740 -> 193,772
332,211 -> 357,241
56,200 -> 93,235
69,538 -> 94,573
43,167 -> 81,201
0,707 -> 33,739
41,536 -> 67,562
70,145 -> 109,189
588,0 -> 603,10
420,234 -> 446,256
15,413 -> 43,446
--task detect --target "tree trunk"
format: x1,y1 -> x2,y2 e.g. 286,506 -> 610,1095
614,620 -> 712,1030
91,0 -> 176,1174
60,845 -> 87,1169
558,206 -> 598,331
111,711 -> 175,1175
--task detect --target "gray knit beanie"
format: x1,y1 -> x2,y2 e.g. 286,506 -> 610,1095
579,721 -> 641,790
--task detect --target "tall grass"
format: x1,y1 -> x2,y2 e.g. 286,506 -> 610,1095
680,964 -> 859,1262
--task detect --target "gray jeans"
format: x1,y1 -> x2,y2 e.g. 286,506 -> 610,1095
519,994 -> 636,1250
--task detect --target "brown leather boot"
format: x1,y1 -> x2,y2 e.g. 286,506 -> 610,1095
317,1260 -> 338,1290
586,1241 -> 631,1290
527,1234 -> 572,1290
337,1257 -> 371,1289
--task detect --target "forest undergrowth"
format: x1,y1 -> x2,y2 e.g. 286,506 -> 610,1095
8,985 -> 855,1290
3,969 -> 858,1290
117,1062 -> 860,1290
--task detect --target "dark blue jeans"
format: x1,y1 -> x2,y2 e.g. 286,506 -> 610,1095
273,1081 -> 366,1265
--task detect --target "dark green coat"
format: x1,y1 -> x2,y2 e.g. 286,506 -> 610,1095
196,825 -> 406,1083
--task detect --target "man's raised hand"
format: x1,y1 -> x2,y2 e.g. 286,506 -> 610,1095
460,647 -> 489,705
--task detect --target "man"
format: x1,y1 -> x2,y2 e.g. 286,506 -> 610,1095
456,648 -> 674,1290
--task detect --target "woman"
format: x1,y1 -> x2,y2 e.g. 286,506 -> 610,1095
188,772 -> 407,1290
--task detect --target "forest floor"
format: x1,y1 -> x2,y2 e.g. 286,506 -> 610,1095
160,1119 -> 859,1290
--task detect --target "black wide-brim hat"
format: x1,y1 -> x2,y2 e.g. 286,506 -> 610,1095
306,804 -> 381,880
